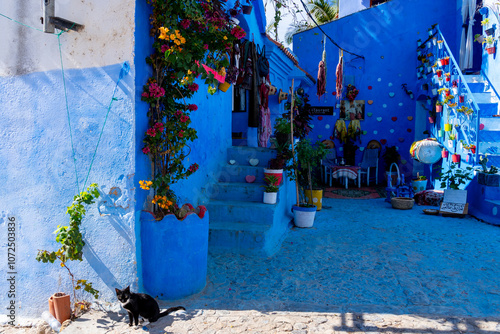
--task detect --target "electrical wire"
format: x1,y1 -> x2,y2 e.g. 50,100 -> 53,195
298,0 -> 365,60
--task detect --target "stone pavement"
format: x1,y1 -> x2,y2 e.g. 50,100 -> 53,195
3,198 -> 500,333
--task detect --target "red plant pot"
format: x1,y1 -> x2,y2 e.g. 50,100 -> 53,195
459,95 -> 465,103
452,154 -> 461,163
445,90 -> 450,96
487,47 -> 496,55
436,105 -> 443,113
436,71 -> 443,78
444,58 -> 450,65
471,147 -> 476,154
263,169 -> 283,186
49,293 -> 72,324
442,149 -> 449,158
446,77 -> 451,82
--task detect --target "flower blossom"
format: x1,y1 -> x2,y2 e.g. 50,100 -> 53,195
180,19 -> 191,29
154,122 -> 164,132
187,104 -> 198,111
159,27 -> 169,40
178,130 -> 185,138
146,128 -> 157,137
148,82 -> 165,98
188,163 -> 199,173
180,115 -> 190,123
142,146 -> 150,154
139,180 -> 153,190
188,83 -> 199,92
161,44 -> 170,53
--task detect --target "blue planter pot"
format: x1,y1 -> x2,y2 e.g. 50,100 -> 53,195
141,208 -> 209,300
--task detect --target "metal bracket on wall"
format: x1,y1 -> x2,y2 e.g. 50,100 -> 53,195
42,0 -> 84,33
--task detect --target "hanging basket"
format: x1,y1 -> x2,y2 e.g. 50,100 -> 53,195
218,82 -> 231,92
487,47 -> 496,55
242,5 -> 253,14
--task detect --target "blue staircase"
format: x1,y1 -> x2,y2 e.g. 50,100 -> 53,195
204,146 -> 295,257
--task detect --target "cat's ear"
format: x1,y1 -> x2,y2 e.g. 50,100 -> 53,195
125,286 -> 130,292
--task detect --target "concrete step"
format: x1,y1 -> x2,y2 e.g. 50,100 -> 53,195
208,182 -> 266,202
218,164 -> 266,183
207,199 -> 278,226
480,117 -> 500,131
478,142 -> 500,156
227,146 -> 276,167
472,93 -> 498,116
209,221 -> 269,255
464,75 -> 486,93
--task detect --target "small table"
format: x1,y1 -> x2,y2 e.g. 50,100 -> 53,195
327,166 -> 360,189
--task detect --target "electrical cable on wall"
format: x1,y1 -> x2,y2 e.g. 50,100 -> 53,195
298,0 -> 365,60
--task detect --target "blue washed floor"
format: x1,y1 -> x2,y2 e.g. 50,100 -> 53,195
173,198 -> 500,318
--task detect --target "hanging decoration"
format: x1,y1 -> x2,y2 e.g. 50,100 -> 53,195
258,83 -> 272,147
348,119 -> 361,143
317,35 -> 327,100
334,119 -> 347,143
336,50 -> 344,100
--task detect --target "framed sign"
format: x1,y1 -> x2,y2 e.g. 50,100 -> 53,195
308,106 -> 334,116
340,100 -> 365,120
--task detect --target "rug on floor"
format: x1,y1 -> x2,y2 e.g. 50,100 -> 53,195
324,186 -> 386,199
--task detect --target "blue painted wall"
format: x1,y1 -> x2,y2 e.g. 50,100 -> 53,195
293,0 -> 461,181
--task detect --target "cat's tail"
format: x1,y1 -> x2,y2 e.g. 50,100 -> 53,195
159,306 -> 185,318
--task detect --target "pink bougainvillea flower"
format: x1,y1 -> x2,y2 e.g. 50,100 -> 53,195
178,130 -> 185,138
161,44 -> 170,53
142,146 -> 151,154
180,115 -> 190,123
180,19 -> 191,29
187,104 -> 198,111
146,128 -> 157,137
141,92 -> 149,98
154,122 -> 164,132
203,44 -> 209,50
188,83 -> 199,92
175,110 -> 182,117
188,163 -> 199,172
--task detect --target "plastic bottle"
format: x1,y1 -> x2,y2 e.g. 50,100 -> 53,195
41,311 -> 61,333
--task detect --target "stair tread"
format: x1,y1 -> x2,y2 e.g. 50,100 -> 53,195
209,220 -> 270,232
472,92 -> 497,104
208,199 -> 278,207
464,75 -> 484,84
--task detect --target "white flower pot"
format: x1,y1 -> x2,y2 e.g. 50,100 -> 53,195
263,192 -> 277,204
293,205 -> 316,228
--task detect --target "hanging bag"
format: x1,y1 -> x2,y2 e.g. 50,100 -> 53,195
256,44 -> 269,77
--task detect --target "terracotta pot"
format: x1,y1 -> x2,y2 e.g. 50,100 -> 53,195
487,47 -> 496,55
218,82 -> 231,92
442,149 -> 449,158
49,293 -> 71,324
436,71 -> 442,77
452,154 -> 461,163
444,58 -> 450,65
436,105 -> 443,113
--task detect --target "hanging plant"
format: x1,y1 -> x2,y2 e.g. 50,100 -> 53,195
141,0 -> 245,219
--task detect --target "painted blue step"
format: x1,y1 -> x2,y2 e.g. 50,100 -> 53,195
478,142 -> 500,156
227,146 -> 276,167
472,92 -> 498,116
207,199 -> 278,226
480,117 -> 500,131
218,164 -> 266,183
464,75 -> 486,93
209,221 -> 269,255
208,182 -> 266,202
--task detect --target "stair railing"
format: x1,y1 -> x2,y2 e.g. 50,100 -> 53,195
418,25 -> 481,165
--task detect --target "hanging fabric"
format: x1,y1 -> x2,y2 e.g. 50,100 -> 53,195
459,0 -> 469,70
317,35 -> 327,100
336,50 -> 344,100
258,83 -> 271,147
464,0 -> 477,69
348,119 -> 361,143
334,119 -> 347,143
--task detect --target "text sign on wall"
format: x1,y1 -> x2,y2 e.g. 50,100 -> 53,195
308,106 -> 334,116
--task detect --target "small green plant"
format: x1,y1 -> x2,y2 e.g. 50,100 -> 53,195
483,35 -> 495,46
457,106 -> 474,115
36,184 -> 100,314
479,155 -> 499,174
481,18 -> 490,26
262,182 -> 279,193
439,163 -> 473,189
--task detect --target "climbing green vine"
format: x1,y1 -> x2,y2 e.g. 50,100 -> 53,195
36,183 -> 100,313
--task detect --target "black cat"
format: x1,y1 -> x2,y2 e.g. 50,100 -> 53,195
115,286 -> 185,326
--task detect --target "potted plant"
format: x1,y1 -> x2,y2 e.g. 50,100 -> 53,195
436,100 -> 443,113
412,174 -> 428,192
475,33 -> 485,44
439,162 -> 474,190
483,35 -> 496,54
477,155 -> 500,186
295,139 -> 328,211
442,148 -> 449,158
36,184 -> 101,322
437,40 -> 444,49
262,175 -> 279,204
265,157 -> 284,186
383,146 -> 400,185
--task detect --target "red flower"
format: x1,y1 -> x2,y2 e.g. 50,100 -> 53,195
187,104 -> 198,111
142,146 -> 150,154
161,44 -> 170,53
178,130 -> 185,138
146,128 -> 156,137
154,122 -> 164,132
188,83 -> 199,92
180,19 -> 191,29
142,92 -> 149,98
180,115 -> 190,123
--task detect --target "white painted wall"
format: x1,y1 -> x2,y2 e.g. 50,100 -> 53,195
339,0 -> 371,18
0,1 -> 135,76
